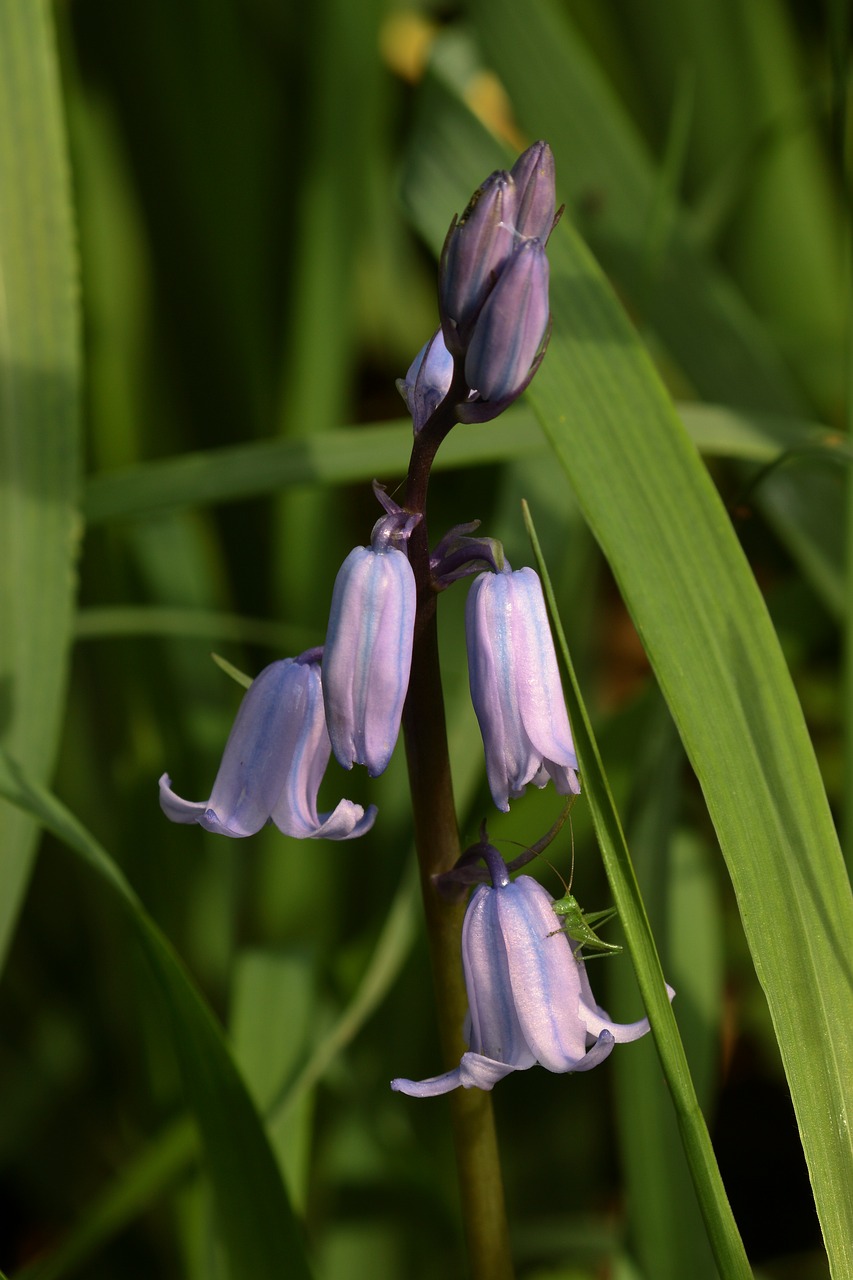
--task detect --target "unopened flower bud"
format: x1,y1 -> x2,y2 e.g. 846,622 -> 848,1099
396,328 -> 454,433
439,170 -> 516,355
463,238 -> 549,405
509,140 -> 557,242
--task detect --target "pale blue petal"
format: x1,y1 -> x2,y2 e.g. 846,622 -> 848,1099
269,659 -> 377,840
462,884 -> 537,1068
495,876 -> 590,1071
159,660 -> 305,838
577,959 -> 676,1044
391,1052 -> 518,1097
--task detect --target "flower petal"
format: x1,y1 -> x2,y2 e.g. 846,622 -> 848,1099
495,876 -> 590,1072
462,884 -> 537,1069
509,141 -> 556,242
577,962 -> 676,1044
159,660 -> 308,838
391,1052 -> 518,1098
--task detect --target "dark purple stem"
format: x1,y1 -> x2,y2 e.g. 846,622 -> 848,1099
400,367 -> 514,1280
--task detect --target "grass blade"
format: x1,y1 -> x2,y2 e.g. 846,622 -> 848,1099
0,752 -> 313,1280
0,0 -> 81,969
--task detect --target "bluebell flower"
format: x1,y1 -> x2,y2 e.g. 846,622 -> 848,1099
322,503 -> 417,776
159,653 -> 376,840
392,853 -> 670,1096
466,565 -> 580,811
396,328 -> 455,433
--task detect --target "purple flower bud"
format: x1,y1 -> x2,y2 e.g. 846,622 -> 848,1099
159,654 -> 377,840
465,565 -> 580,811
396,328 -> 455,433
509,140 -> 557,242
391,865 -> 671,1096
439,170 -> 516,355
463,238 -> 549,405
323,516 -> 416,777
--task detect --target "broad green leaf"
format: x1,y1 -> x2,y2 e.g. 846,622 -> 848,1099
82,411 -> 545,523
0,753 -> 313,1280
403,77 -> 853,1279
82,401 -> 843,515
74,605 -> 316,651
231,951 -> 316,1211
0,0 -> 80,969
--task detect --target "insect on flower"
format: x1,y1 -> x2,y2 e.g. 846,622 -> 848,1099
546,829 -> 622,957
549,883 -> 622,956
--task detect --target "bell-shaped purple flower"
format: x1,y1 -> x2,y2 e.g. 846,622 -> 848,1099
159,653 -> 377,840
509,140 -> 557,242
463,238 -> 550,405
439,169 -> 516,356
466,564 -> 580,811
396,328 -> 455,433
392,859 -> 670,1096
323,509 -> 417,777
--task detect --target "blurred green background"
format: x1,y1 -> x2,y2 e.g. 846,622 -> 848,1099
1,0 -> 849,1277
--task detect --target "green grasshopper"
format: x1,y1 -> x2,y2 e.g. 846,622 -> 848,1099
548,887 -> 622,956
545,833 -> 622,957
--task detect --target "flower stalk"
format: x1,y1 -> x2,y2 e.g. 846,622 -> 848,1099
401,384 -> 514,1280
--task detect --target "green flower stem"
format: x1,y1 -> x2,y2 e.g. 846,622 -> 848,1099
401,390 -> 514,1280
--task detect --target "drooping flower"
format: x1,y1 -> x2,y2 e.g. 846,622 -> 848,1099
159,652 -> 376,840
322,499 -> 418,777
466,564 -> 580,811
392,849 -> 670,1097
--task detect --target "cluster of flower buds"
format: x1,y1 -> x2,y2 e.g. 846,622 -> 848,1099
392,841 -> 673,1096
397,141 -> 557,431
